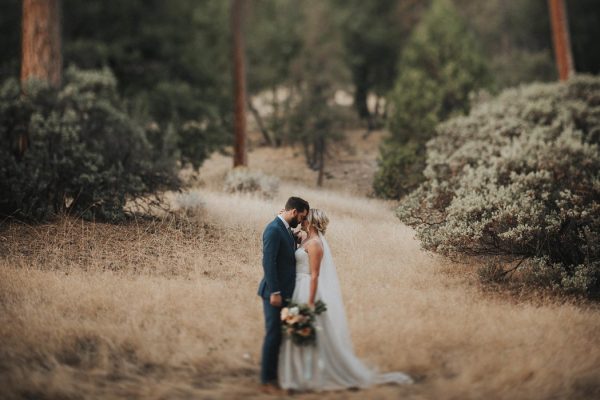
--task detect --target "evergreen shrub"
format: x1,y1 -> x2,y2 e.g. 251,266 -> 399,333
0,67 -> 178,221
375,0 -> 489,199
398,76 -> 600,298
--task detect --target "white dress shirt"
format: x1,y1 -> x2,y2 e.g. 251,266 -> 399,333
278,214 -> 290,230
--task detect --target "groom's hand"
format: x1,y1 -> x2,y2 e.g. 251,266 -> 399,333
270,293 -> 282,307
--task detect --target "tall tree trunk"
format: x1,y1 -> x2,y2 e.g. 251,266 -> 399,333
548,0 -> 574,81
301,136 -> 311,166
21,0 -> 62,87
353,64 -> 371,123
316,135 -> 325,187
231,0 -> 248,167
247,97 -> 273,146
20,0 -> 62,156
271,86 -> 283,147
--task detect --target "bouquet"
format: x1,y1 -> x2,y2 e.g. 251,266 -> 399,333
281,300 -> 327,346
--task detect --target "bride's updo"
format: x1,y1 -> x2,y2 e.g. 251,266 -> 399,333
307,209 -> 329,234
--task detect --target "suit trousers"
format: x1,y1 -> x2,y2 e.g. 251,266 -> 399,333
260,296 -> 282,384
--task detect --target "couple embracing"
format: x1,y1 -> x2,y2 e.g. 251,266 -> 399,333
257,196 -> 413,393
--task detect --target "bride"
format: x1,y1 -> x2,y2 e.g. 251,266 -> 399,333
278,209 -> 413,391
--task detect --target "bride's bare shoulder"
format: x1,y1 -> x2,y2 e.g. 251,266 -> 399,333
304,237 -> 324,253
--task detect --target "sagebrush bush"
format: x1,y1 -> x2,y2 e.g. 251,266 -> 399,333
0,67 -> 178,221
173,190 -> 205,217
223,168 -> 279,198
398,75 -> 600,298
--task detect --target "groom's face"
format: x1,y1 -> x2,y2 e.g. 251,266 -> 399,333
289,209 -> 308,228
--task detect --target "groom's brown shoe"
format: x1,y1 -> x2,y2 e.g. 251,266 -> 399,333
260,383 -> 283,395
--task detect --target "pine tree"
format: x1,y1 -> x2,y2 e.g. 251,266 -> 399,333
287,1 -> 345,187
374,0 -> 489,199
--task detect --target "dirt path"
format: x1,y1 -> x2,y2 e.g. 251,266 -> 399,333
197,128 -> 386,196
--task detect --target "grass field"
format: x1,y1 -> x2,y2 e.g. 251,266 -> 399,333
1,136 -> 600,399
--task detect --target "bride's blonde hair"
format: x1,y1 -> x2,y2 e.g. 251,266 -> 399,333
307,209 -> 329,234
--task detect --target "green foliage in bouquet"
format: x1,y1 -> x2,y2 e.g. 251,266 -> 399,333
397,75 -> 600,298
281,300 -> 327,346
375,0 -> 489,199
0,67 -> 179,221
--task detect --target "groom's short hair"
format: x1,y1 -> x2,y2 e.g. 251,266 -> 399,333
285,197 -> 309,213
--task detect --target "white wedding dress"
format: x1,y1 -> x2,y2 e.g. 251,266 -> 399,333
278,233 -> 413,391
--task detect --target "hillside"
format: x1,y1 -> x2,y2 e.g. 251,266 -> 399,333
1,134 -> 600,399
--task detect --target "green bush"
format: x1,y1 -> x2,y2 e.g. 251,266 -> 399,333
0,67 -> 178,221
373,140 -> 424,199
375,0 -> 489,199
397,76 -> 600,298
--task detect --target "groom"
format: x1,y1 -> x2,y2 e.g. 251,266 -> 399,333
258,196 -> 309,390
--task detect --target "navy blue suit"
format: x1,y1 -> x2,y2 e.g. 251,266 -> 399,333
258,217 -> 296,384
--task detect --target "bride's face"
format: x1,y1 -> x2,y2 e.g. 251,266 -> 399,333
301,218 -> 310,232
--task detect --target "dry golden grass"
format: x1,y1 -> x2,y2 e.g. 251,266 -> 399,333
2,129 -> 600,399
2,180 -> 600,400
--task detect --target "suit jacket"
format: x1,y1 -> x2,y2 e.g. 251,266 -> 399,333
257,217 -> 297,300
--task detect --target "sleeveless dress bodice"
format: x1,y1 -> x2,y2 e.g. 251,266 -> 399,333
295,248 -> 310,276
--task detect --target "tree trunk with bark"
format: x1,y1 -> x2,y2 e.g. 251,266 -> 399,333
19,0 -> 62,156
353,64 -> 375,132
231,0 -> 248,167
316,135 -> 325,187
548,0 -> 574,81
21,0 -> 62,88
247,97 -> 273,146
